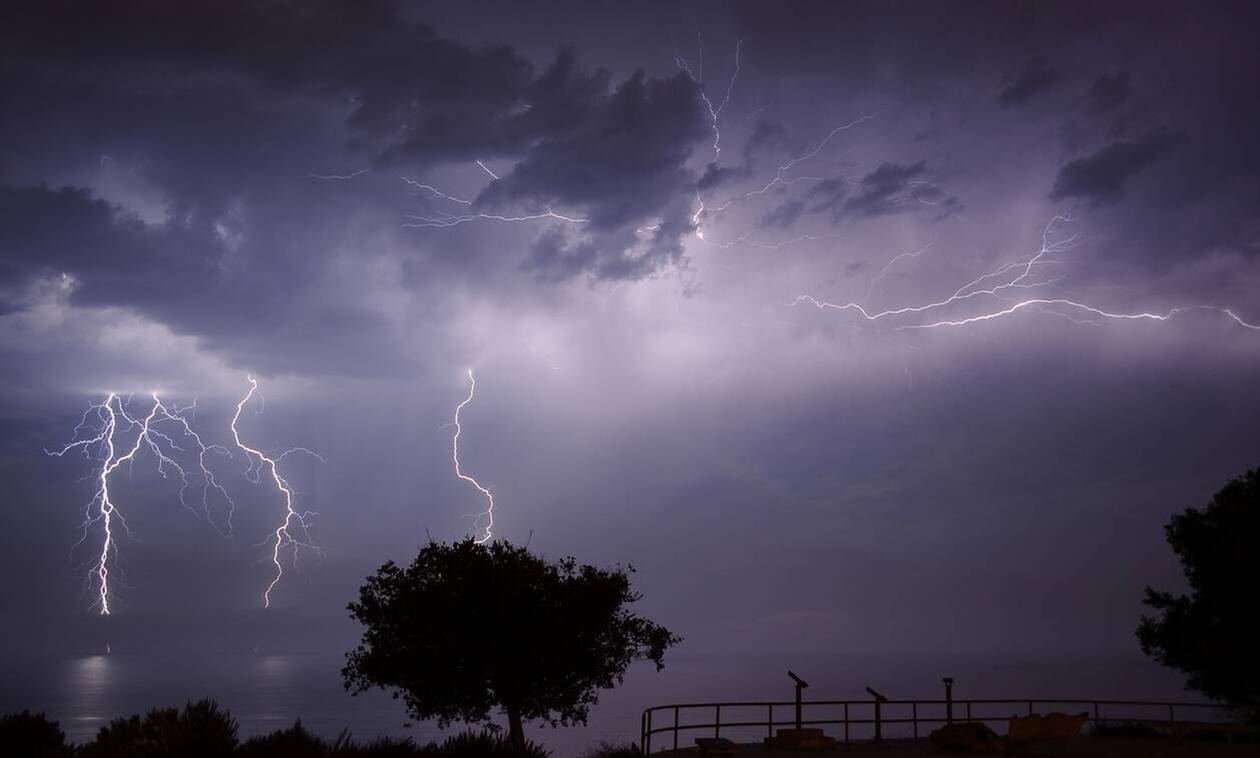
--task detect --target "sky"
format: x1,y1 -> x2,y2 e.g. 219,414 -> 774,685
2,0 -> 1259,674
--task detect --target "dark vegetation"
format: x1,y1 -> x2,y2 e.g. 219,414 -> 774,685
575,741 -> 641,758
1087,720 -> 1163,738
0,710 -> 71,757
0,701 -> 564,757
1138,465 -> 1260,724
344,539 -> 678,757
1,541 -> 672,758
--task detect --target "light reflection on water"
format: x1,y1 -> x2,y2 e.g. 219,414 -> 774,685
9,653 -> 419,747
0,651 -> 1192,755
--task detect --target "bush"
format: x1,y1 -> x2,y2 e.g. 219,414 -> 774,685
81,699 -> 238,758
0,710 -> 71,757
429,729 -> 550,758
1088,720 -> 1163,738
332,734 -> 423,757
239,720 -> 328,757
578,741 -> 641,758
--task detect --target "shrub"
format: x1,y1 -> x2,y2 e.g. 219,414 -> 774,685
0,710 -> 71,757
80,699 -> 238,758
239,720 -> 328,757
578,741 -> 641,758
330,733 -> 425,757
430,729 -> 550,758
1088,720 -> 1162,738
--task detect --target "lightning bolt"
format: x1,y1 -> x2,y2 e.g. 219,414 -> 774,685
48,392 -> 235,614
305,169 -> 369,181
475,160 -> 500,180
794,216 -> 1260,333
677,36 -> 746,163
400,170 -> 588,229
451,369 -> 495,544
229,375 -> 322,608
698,112 -> 880,231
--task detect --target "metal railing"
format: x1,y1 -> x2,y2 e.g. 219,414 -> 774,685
640,697 -> 1229,753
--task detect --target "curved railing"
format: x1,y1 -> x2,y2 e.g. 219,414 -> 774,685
640,697 -> 1230,753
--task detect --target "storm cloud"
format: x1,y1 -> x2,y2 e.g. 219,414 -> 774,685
1048,131 -> 1187,205
1,5 -> 1259,734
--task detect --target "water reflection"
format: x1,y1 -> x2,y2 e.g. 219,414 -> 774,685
66,655 -> 114,736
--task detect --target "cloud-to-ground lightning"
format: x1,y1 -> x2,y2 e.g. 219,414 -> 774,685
451,369 -> 495,544
48,392 -> 236,614
229,375 -> 323,608
794,216 -> 1260,332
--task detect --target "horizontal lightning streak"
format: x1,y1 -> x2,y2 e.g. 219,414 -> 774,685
794,216 -> 1260,332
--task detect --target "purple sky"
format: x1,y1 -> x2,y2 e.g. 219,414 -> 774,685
2,1 -> 1259,666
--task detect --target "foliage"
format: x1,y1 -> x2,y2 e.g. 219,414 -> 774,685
1137,465 -> 1260,723
239,720 -> 327,757
425,729 -> 550,758
343,538 -> 679,754
3,702 -> 561,757
80,699 -> 239,758
577,740 -> 642,758
1088,720 -> 1162,738
0,710 -> 71,757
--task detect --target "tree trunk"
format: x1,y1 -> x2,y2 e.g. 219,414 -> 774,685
507,709 -> 527,758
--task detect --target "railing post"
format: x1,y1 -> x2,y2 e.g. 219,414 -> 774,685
966,701 -> 972,721
673,706 -> 679,751
943,677 -> 954,724
913,701 -> 919,739
843,703 -> 849,743
641,712 -> 646,755
646,709 -> 652,755
1092,702 -> 1099,723
767,704 -> 773,738
715,704 -> 721,738
1028,701 -> 1034,716
1169,704 -> 1175,737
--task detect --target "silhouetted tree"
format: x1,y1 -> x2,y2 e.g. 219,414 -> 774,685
343,539 -> 679,756
1138,465 -> 1260,722
0,711 -> 70,757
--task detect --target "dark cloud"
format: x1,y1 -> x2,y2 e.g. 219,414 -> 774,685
0,2 -> 712,286
0,184 -> 224,312
2,4 -> 1260,714
1048,131 -> 1187,205
477,67 -> 708,279
761,162 -> 962,227
998,57 -> 1064,107
1081,71 -> 1133,114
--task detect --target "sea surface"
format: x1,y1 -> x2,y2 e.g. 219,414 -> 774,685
0,651 -> 1210,756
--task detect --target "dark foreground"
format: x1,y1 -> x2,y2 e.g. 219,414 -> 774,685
656,737 -> 1260,757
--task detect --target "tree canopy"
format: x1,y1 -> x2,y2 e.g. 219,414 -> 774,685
1137,465 -> 1260,722
343,539 -> 680,752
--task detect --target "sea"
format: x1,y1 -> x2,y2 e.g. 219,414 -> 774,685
0,650 -> 1210,756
